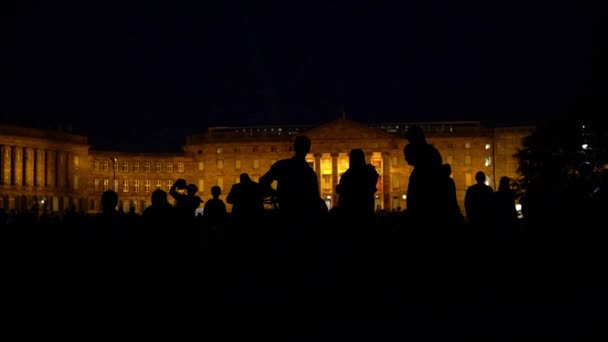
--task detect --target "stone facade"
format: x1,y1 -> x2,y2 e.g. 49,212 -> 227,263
0,118 -> 534,214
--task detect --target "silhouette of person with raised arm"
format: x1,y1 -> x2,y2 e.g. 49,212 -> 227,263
464,171 -> 495,231
226,172 -> 266,227
259,135 -> 324,225
403,125 -> 443,227
170,178 -> 203,224
335,148 -> 379,228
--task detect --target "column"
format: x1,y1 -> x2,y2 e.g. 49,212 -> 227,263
13,146 -> 23,186
35,149 -> 46,187
382,152 -> 391,210
25,147 -> 35,186
314,153 -> 322,191
57,151 -> 66,189
331,153 -> 339,201
1,145 -> 10,185
46,150 -> 56,188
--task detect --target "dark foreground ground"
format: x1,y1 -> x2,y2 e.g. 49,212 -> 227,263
3,217 -> 606,340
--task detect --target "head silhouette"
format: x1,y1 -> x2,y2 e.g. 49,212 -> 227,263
211,185 -> 221,198
151,189 -> 168,206
349,148 -> 366,169
475,171 -> 487,184
498,176 -> 511,191
293,135 -> 311,158
186,183 -> 198,196
101,190 -> 118,212
442,163 -> 452,177
240,172 -> 251,183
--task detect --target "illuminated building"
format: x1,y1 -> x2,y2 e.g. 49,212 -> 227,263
0,118 -> 533,214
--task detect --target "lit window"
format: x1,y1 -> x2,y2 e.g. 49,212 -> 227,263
156,180 -> 162,189
122,161 -> 129,172
253,159 -> 259,169
166,162 -> 173,172
155,162 -> 162,172
144,180 -> 150,192
177,162 -> 184,173
94,178 -> 100,192
103,179 -> 109,191
198,162 -> 204,171
133,162 -> 140,173
103,161 -> 109,171
235,159 -> 241,169
134,180 -> 140,192
485,157 -> 492,167
94,160 -> 99,171
217,160 -> 224,169
123,179 -> 129,192
144,162 -> 150,173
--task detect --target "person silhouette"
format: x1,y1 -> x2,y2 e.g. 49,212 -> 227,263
335,148 -> 379,228
259,135 -> 324,225
403,125 -> 443,227
464,171 -> 495,230
203,185 -> 227,230
170,178 -> 203,225
226,172 -> 266,226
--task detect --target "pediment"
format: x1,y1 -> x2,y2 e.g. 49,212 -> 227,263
303,118 -> 395,141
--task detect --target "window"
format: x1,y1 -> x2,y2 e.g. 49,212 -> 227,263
144,162 -> 150,173
114,161 -> 119,172
217,177 -> 223,189
391,156 -> 399,167
465,172 -> 472,187
133,162 -> 140,173
156,180 -> 162,189
485,157 -> 492,167
103,160 -> 109,171
198,161 -> 204,171
144,180 -> 150,192
103,179 -> 109,191
134,180 -> 140,192
74,156 -> 80,168
253,159 -> 259,169
235,159 -> 241,169
217,160 -> 223,169
465,155 -> 472,166
198,179 -> 204,193
446,155 -> 453,165
94,160 -> 99,171
155,162 -> 161,173
122,161 -> 129,172
177,162 -> 184,173
123,179 -> 129,192
167,180 -> 173,191
94,178 -> 99,192
74,175 -> 79,190
166,162 -> 173,173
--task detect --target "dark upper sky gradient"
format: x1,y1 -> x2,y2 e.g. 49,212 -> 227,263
0,0 -> 603,151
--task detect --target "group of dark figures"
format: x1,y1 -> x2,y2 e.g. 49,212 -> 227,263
3,125 -> 607,339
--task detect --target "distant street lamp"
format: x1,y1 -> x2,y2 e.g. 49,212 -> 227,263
111,156 -> 118,192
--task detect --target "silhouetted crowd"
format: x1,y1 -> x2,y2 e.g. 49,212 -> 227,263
3,128 -> 606,339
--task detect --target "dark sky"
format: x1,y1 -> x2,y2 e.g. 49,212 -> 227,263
0,0 -> 602,151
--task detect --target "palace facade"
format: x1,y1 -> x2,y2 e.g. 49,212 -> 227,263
0,118 -> 533,214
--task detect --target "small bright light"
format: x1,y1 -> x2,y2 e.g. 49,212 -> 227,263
402,194 -> 407,200
485,144 -> 491,150
582,144 -> 589,150
41,200 -> 45,204
326,195 -> 331,199
515,204 -> 522,211
465,143 -> 471,149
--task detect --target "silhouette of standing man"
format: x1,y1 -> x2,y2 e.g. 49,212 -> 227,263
259,135 -> 324,226
403,125 -> 443,227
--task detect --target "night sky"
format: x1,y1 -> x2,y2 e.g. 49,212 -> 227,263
0,1 -> 603,152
